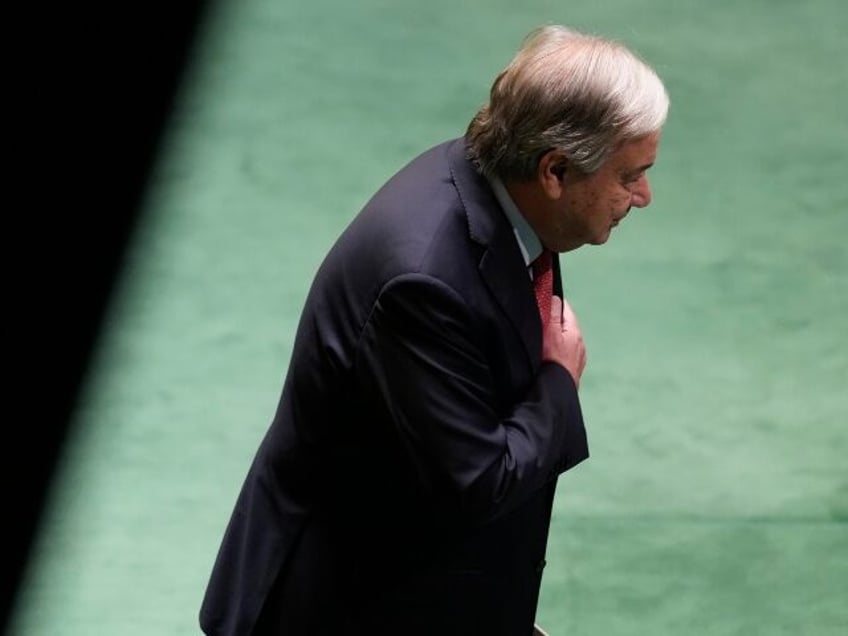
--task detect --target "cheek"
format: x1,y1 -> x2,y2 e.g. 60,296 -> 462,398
586,188 -> 618,218
605,190 -> 630,212
582,187 -> 603,212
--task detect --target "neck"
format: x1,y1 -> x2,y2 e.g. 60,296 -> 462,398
504,179 -> 550,247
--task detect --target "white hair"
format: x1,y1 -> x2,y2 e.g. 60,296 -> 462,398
466,25 -> 670,179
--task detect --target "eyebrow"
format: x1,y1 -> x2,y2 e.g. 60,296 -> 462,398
622,162 -> 654,179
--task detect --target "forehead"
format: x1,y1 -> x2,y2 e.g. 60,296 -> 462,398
609,132 -> 660,172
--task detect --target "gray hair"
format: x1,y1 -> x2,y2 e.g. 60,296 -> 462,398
465,25 -> 670,180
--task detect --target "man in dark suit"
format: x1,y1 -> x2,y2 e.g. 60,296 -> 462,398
200,24 -> 669,636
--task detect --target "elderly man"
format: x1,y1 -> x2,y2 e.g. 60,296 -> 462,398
201,24 -> 669,636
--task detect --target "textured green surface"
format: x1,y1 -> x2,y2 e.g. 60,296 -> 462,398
10,1 -> 847,634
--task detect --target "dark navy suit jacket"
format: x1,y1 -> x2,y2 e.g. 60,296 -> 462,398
200,138 -> 589,635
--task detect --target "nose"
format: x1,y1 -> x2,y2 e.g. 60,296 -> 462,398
631,176 -> 652,208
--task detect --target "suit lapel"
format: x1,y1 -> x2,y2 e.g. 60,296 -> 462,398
447,139 -> 542,370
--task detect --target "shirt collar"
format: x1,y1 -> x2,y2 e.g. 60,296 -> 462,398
486,175 -> 543,267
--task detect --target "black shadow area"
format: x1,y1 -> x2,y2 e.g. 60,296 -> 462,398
6,3 -> 211,633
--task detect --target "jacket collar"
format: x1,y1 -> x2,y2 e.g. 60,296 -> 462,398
447,138 -> 545,367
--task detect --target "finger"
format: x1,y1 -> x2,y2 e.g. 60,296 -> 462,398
549,295 -> 563,323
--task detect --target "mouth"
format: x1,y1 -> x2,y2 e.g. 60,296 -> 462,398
612,210 -> 630,227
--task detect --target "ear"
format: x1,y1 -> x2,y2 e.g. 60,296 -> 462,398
537,150 -> 570,199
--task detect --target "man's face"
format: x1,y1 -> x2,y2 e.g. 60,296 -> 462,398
548,132 -> 660,251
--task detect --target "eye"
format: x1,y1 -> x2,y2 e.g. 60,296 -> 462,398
621,172 -> 642,188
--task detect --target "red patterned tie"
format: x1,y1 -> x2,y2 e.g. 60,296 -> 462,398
532,249 -> 553,328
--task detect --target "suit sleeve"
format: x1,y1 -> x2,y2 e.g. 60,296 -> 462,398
355,272 -> 588,523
